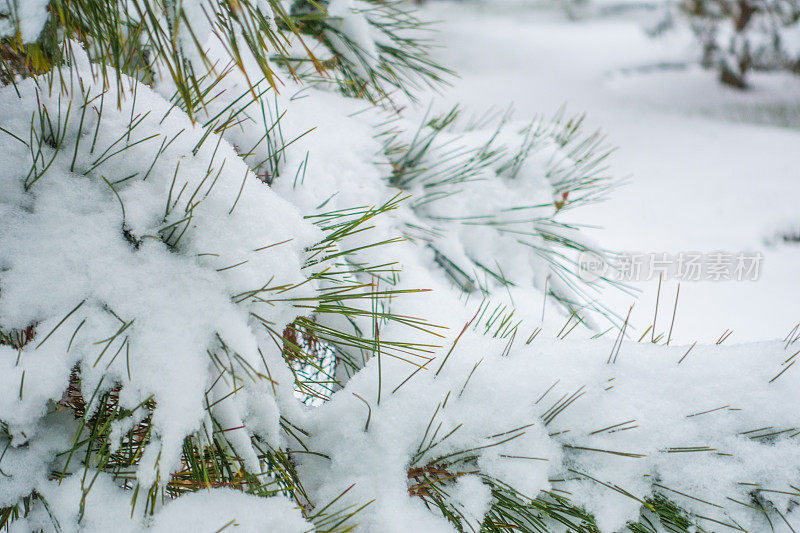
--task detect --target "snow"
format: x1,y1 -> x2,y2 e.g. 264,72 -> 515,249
325,0 -> 381,77
7,475 -> 309,532
297,331 -> 800,531
1,0 -> 799,531
0,57 -> 317,501
149,489 -> 310,532
0,0 -> 50,43
607,66 -> 800,127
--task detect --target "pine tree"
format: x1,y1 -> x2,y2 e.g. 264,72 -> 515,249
0,1 -> 799,532
675,0 -> 800,87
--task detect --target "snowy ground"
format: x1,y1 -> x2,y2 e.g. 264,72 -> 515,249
417,1 -> 800,344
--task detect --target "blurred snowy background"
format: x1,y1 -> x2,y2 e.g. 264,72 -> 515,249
414,0 -> 800,344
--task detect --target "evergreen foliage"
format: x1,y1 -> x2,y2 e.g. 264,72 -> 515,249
0,1 -> 797,532
671,0 -> 800,87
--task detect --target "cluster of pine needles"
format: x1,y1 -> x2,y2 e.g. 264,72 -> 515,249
2,1 -> 795,532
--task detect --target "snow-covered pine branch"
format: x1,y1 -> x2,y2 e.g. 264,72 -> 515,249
0,1 -> 798,532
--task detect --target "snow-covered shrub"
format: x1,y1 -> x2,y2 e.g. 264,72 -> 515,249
0,1 -> 798,532
671,0 -> 800,87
